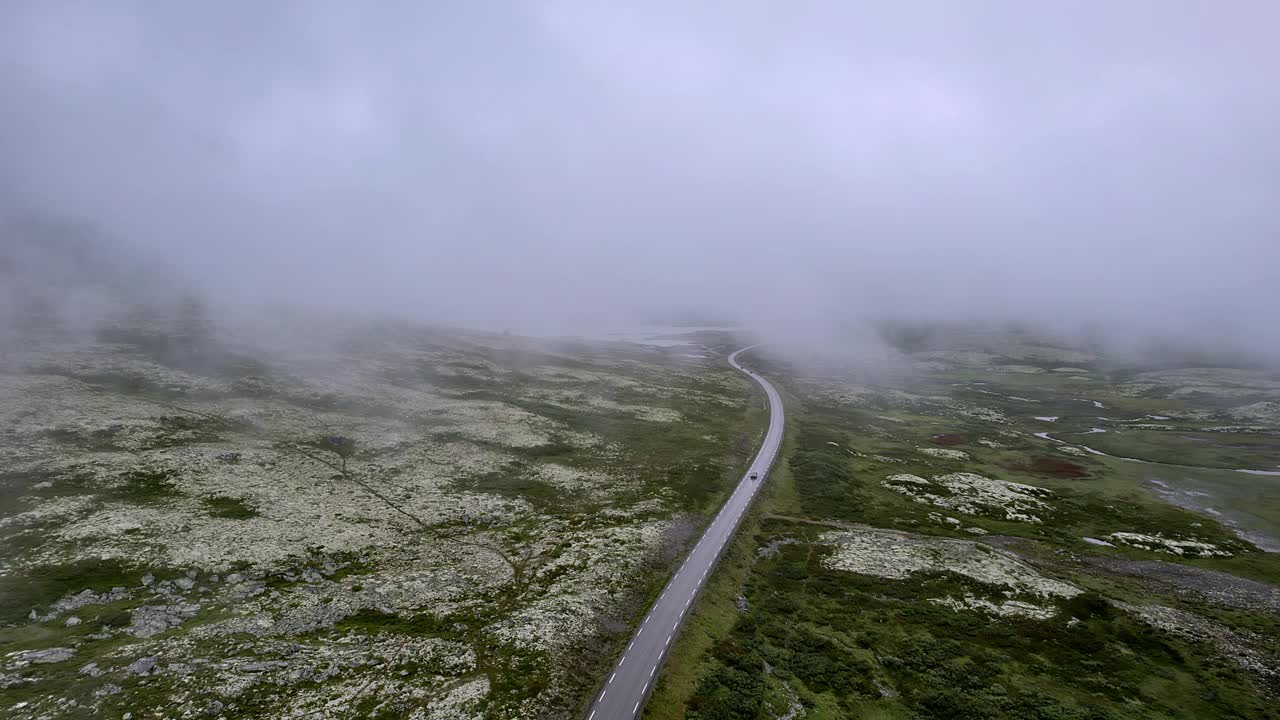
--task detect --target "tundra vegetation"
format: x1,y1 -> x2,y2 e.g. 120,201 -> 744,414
650,328 -> 1280,720
0,310 -> 763,719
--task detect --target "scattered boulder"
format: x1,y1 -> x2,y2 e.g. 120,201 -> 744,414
18,647 -> 75,665
128,604 -> 198,638
127,657 -> 158,676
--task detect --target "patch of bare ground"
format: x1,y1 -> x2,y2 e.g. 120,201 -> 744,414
1084,557 -> 1280,612
1009,456 -> 1090,478
1118,602 -> 1280,696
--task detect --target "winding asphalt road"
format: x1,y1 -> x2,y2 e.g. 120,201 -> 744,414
586,345 -> 785,719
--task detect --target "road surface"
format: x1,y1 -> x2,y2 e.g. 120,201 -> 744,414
586,345 -> 785,719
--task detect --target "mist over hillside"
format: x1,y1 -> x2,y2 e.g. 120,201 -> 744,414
4,2 -> 1279,363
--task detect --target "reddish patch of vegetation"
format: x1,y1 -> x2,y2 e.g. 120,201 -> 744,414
1016,456 -> 1089,478
930,433 -> 965,447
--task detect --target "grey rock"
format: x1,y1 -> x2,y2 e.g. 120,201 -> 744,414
127,657 -> 158,676
142,573 -> 155,586
128,606 -> 186,638
174,577 -> 196,591
47,587 -> 132,618
79,663 -> 103,677
225,573 -> 244,584
65,616 -> 82,627
94,683 -> 122,698
20,648 -> 75,664
28,609 -> 37,621
186,570 -> 198,580
1,676 -> 30,691
210,575 -> 220,583
241,661 -> 287,673
205,700 -> 225,715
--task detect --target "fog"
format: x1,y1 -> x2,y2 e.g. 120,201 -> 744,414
3,1 -> 1279,359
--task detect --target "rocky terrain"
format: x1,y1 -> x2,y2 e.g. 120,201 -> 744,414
0,316 -> 760,719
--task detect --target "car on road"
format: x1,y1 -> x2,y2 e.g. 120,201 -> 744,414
750,472 -> 759,481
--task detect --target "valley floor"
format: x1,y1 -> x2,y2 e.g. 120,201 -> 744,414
648,337 -> 1280,720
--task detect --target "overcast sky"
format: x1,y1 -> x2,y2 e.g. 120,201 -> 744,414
3,1 -> 1278,350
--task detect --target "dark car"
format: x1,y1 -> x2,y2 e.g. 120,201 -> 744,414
750,472 -> 759,481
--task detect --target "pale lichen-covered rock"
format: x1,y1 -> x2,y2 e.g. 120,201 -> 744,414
10,648 -> 75,665
1225,401 -> 1280,425
2,323 -> 751,718
819,525 -> 1080,602
411,676 -> 490,720
917,447 -> 969,460
882,472 -> 1052,523
930,594 -> 1057,620
1107,532 -> 1231,557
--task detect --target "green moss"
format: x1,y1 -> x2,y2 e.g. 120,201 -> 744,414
113,467 -> 181,503
687,544 -> 1274,720
201,495 -> 258,519
0,558 -> 138,625
39,426 -> 127,451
